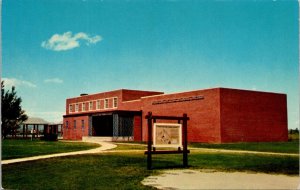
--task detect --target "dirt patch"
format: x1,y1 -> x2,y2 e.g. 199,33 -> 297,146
142,169 -> 300,189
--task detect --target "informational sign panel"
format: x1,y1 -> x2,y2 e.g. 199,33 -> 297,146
153,123 -> 182,147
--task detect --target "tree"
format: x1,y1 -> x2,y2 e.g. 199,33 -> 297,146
289,128 -> 299,134
1,81 -> 28,138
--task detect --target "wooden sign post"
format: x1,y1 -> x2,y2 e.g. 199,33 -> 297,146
145,112 -> 190,170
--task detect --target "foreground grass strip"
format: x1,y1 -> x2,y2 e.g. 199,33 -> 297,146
150,153 -> 298,175
114,143 -> 146,150
191,153 -> 298,175
2,139 -> 100,160
3,153 -> 155,190
189,141 -> 299,154
3,152 -> 298,189
113,143 -> 178,151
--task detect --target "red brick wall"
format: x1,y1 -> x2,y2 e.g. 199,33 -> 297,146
121,89 -> 163,102
63,116 -> 89,140
66,89 -> 162,115
63,88 -> 288,143
66,90 -> 122,114
118,100 -> 142,111
140,89 -> 222,143
133,116 -> 142,141
220,88 -> 288,142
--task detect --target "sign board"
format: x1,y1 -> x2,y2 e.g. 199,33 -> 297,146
153,123 -> 182,147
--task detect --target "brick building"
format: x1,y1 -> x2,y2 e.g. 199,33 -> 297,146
63,88 -> 288,143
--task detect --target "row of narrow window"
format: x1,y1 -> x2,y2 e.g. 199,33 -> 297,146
69,97 -> 118,113
65,120 -> 85,130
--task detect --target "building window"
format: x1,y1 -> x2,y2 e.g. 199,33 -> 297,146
81,120 -> 84,131
89,101 -> 93,110
113,97 -> 118,108
97,100 -> 100,110
82,103 -> 86,111
105,99 -> 109,109
69,104 -> 73,113
66,121 -> 69,129
73,120 -> 76,129
75,104 -> 79,112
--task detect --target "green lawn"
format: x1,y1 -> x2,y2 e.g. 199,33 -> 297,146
157,152 -> 298,175
189,141 -> 299,154
289,133 -> 299,141
2,153 -> 155,190
2,140 -> 299,189
2,152 -> 298,190
115,141 -> 299,154
114,143 -> 146,150
2,139 -> 100,160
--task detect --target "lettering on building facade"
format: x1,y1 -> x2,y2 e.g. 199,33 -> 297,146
152,95 -> 204,105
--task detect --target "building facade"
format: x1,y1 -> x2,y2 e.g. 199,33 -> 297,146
63,88 -> 288,143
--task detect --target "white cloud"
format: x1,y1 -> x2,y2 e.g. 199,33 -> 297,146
295,119 -> 299,126
44,78 -> 63,84
41,31 -> 102,51
2,78 -> 37,88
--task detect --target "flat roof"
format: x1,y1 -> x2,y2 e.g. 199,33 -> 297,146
67,89 -> 163,100
66,87 -> 286,102
23,117 -> 49,125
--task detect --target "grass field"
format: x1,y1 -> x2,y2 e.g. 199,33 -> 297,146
189,141 -> 299,153
114,143 -> 146,150
2,152 -> 298,190
2,153 -> 155,190
115,141 -> 299,154
289,133 -> 299,141
2,140 -> 299,189
2,139 -> 100,160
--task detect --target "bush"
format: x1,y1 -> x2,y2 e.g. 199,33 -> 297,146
41,134 -> 58,141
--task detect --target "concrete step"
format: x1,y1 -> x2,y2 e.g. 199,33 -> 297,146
82,136 -> 134,142
82,136 -> 113,142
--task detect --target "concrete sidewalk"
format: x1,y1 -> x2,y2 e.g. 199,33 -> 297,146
2,141 -> 116,165
142,169 -> 300,190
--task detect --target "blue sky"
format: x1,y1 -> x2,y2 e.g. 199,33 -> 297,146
2,0 -> 299,129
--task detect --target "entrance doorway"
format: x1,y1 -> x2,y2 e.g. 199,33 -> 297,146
92,115 -> 113,136
89,111 -> 141,141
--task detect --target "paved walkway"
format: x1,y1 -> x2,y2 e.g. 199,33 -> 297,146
142,169 -> 300,190
2,141 -> 116,165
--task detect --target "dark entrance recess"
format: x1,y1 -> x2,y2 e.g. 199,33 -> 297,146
86,111 -> 141,139
92,115 -> 113,136
113,115 -> 134,140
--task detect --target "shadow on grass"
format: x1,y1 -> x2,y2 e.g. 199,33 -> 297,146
150,155 -> 188,170
151,163 -> 189,170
